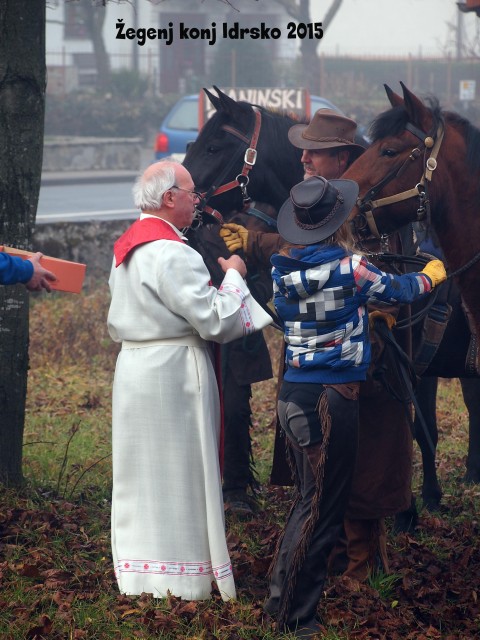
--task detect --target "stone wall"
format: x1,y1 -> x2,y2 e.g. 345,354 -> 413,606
43,137 -> 142,172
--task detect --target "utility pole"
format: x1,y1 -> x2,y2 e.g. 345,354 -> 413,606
132,0 -> 139,72
457,8 -> 464,59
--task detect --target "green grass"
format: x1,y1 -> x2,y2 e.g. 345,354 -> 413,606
1,286 -> 479,638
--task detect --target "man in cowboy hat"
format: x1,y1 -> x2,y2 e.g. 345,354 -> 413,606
288,108 -> 365,180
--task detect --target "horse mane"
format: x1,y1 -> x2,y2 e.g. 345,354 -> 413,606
445,110 -> 480,174
257,105 -> 308,124
369,97 -> 444,141
238,102 -> 307,129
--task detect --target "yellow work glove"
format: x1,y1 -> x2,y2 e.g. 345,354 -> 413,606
368,310 -> 396,331
420,259 -> 447,288
219,223 -> 249,253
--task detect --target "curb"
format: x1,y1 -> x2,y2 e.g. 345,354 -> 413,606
41,171 -> 139,187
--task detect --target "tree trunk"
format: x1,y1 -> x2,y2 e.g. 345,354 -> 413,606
0,0 -> 46,485
80,2 -> 111,91
272,0 -> 344,95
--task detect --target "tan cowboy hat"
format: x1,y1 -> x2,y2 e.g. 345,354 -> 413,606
277,175 -> 359,245
288,109 -> 365,158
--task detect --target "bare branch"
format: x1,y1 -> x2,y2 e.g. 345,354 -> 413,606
267,0 -> 303,22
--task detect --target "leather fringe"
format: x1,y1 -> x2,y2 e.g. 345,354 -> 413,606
277,389 -> 332,628
267,437 -> 301,580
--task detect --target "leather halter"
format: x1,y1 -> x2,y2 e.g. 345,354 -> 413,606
356,121 -> 444,240
198,108 -> 262,225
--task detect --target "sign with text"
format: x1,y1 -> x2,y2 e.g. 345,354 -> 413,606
459,80 -> 476,101
199,88 -> 311,127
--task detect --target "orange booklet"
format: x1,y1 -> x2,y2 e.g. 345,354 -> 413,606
0,246 -> 86,294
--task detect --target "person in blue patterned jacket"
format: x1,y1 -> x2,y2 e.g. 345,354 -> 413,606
265,175 -> 446,638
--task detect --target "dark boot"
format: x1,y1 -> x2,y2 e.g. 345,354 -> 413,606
221,373 -> 258,517
327,523 -> 349,575
343,517 -> 389,581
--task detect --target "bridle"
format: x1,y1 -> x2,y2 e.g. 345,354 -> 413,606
194,107 -> 264,226
353,114 -> 480,280
354,119 -> 444,242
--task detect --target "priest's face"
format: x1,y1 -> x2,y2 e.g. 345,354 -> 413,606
171,166 -> 201,229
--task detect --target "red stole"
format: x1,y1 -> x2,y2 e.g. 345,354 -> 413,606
114,217 -> 183,267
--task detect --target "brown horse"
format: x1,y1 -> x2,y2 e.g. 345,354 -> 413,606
343,82 -> 480,516
343,82 -> 480,336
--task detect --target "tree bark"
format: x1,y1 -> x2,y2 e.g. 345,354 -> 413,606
0,0 -> 46,485
79,2 -> 111,91
272,0 -> 344,95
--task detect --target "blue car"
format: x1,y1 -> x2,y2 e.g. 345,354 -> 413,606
154,93 -> 345,160
154,94 -> 199,160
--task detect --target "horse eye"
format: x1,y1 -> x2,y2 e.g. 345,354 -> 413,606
207,145 -> 218,154
381,148 -> 398,158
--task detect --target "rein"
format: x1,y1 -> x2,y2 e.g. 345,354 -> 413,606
365,251 -> 440,330
364,247 -> 480,331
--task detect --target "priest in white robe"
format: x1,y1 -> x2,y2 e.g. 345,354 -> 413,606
107,160 -> 272,601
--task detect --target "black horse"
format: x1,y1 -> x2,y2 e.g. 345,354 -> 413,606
182,88 -> 300,513
183,86 -> 480,521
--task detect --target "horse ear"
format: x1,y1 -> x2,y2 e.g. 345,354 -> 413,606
204,87 -> 222,111
212,85 -> 242,117
400,82 -> 431,128
384,84 -> 404,108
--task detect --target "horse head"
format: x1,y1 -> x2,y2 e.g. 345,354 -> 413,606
344,82 -> 453,240
344,82 -> 480,334
183,86 -> 303,217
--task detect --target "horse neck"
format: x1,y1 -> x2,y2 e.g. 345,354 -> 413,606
429,119 -> 478,255
250,163 -> 302,211
250,113 -> 304,210
427,119 -> 480,335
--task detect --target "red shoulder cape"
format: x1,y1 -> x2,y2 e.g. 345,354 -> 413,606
114,217 -> 184,267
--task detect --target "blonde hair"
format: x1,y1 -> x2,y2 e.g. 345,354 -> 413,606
330,220 -> 359,253
280,220 -> 361,256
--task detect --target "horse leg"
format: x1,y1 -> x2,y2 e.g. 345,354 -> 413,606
222,362 -> 257,517
414,376 -> 443,510
394,376 -> 442,531
393,494 -> 418,534
461,378 -> 480,484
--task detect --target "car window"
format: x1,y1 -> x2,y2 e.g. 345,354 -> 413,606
310,96 -> 343,115
166,101 -> 198,131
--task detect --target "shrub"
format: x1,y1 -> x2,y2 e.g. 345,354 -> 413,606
44,91 -> 179,141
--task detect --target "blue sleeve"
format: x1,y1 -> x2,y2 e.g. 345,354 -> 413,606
352,255 -> 432,304
0,252 -> 34,285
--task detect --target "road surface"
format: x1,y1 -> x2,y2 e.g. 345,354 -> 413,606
37,180 -> 138,224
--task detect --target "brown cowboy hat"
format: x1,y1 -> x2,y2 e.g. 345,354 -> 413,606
277,175 -> 359,245
288,109 -> 365,158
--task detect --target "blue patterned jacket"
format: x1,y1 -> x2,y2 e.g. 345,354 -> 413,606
0,252 -> 33,286
271,244 -> 432,384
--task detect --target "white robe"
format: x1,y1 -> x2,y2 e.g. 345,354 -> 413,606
107,225 -> 271,601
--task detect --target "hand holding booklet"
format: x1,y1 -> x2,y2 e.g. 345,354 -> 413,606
0,245 -> 86,293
